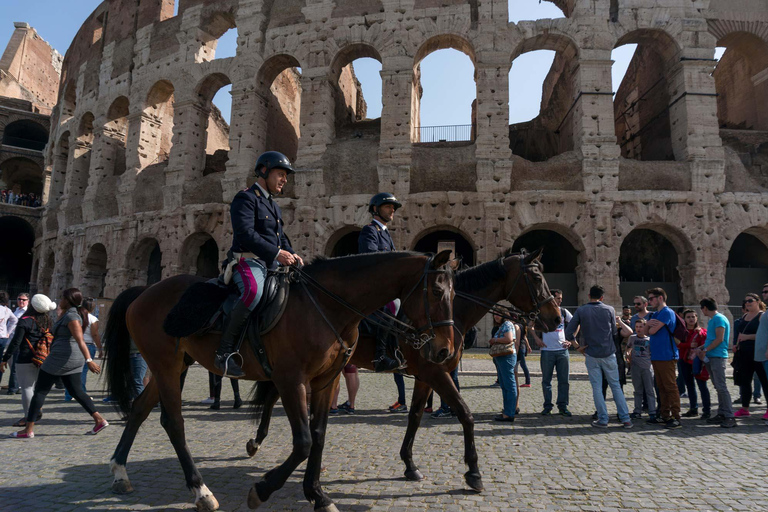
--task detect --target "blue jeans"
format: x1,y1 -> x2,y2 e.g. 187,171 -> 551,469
394,373 -> 405,404
66,344 -> 98,400
540,349 -> 569,410
493,352 -> 518,418
585,354 -> 630,424
130,353 -> 148,399
679,360 -> 711,413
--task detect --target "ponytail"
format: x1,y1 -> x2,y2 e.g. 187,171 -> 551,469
62,288 -> 90,329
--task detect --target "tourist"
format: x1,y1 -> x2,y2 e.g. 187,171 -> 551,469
756,284 -> 768,423
566,285 -> 632,429
489,313 -> 519,422
645,287 -> 681,429
65,298 -> 102,401
0,291 -> 19,389
6,292 -> 29,395
678,309 -> 711,419
732,293 -> 767,417
629,296 -> 651,333
516,328 -> 532,388
1,294 -> 57,426
202,372 -> 242,410
621,305 -> 632,324
9,288 -> 109,438
531,289 -> 574,417
626,318 -> 656,420
696,297 -> 736,428
330,364 -> 359,414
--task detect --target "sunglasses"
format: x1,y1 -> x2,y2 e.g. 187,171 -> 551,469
745,299 -> 756,304
633,302 -> 642,306
18,298 -> 28,301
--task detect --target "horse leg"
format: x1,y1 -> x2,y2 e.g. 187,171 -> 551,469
246,383 -> 280,457
399,380 -> 432,482
429,369 -> 483,491
303,376 -> 339,512
110,376 -> 160,494
155,371 -> 219,512
247,380 -> 312,509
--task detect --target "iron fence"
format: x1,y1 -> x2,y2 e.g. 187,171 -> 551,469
416,124 -> 472,143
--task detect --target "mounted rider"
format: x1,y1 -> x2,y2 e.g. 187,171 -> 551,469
214,151 -> 304,378
358,192 -> 403,372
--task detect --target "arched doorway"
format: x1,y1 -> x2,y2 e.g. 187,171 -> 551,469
726,232 -> 768,313
413,228 -> 475,267
181,233 -> 220,278
619,229 -> 683,306
82,243 -> 108,298
512,229 -> 579,305
130,238 -> 163,286
0,157 -> 44,197
326,229 -> 361,257
0,216 -> 35,296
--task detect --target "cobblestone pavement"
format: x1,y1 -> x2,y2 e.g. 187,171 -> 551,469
1,363 -> 765,511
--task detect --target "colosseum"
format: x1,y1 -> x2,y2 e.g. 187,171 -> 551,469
22,0 -> 768,321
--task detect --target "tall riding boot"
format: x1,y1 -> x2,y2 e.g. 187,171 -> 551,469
214,302 -> 250,378
373,334 -> 399,372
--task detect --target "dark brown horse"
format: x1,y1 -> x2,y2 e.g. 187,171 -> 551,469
245,248 -> 561,491
103,251 -> 457,512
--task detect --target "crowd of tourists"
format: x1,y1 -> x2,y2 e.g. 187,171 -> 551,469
0,190 -> 41,207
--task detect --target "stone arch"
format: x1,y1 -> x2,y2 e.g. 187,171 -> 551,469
49,131 -> 71,206
0,216 -> 35,296
140,80 -> 176,170
0,156 -> 43,197
2,119 -> 48,151
197,10 -> 238,62
195,72 -> 233,178
411,225 -> 476,266
725,228 -> 768,310
412,34 -> 478,143
61,81 -> 77,119
255,54 -> 303,162
65,112 -> 95,225
329,43 -> 382,128
128,237 -> 163,286
180,232 -> 220,278
712,31 -> 768,131
512,224 -> 585,304
82,243 -> 108,298
613,29 -> 683,161
618,223 -> 694,306
508,34 -> 580,162
325,225 -> 362,257
104,96 -> 130,176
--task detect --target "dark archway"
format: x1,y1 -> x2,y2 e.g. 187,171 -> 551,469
726,232 -> 768,310
196,238 -> 220,278
619,229 -> 682,306
512,229 -> 579,304
0,157 -> 44,196
82,243 -> 108,298
2,120 -> 48,151
413,229 -> 475,267
130,238 -> 163,286
0,216 -> 34,296
329,230 -> 361,257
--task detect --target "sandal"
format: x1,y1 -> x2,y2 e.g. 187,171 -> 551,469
12,419 -> 26,427
8,431 -> 34,438
86,421 -> 109,435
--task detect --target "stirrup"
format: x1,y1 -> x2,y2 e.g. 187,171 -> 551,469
393,347 -> 407,370
218,352 -> 245,378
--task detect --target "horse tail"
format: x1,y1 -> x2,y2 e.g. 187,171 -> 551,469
249,380 -> 277,421
104,286 -> 148,415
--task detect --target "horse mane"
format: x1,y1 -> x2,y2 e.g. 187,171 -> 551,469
303,251 -> 424,275
456,258 -> 507,294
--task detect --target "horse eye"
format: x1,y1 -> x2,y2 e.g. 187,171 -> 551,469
433,287 -> 442,297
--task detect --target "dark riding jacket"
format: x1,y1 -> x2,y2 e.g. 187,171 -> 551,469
230,184 -> 294,269
358,221 -> 395,254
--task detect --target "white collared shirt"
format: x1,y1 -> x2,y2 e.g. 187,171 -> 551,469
372,219 -> 388,231
254,182 -> 271,200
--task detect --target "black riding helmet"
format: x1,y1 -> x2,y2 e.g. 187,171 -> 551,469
255,151 -> 295,179
368,192 -> 402,215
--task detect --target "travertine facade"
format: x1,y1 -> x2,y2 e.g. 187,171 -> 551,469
36,0 -> 768,313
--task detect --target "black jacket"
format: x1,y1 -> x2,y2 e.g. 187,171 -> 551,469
358,222 -> 395,254
3,316 -> 44,365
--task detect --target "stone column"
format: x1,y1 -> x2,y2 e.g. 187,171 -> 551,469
295,70 -> 334,198
222,83 -> 268,200
378,55 -> 415,198
164,99 -> 210,210
475,55 -> 512,193
117,110 -> 145,216
591,201 -> 621,305
571,55 -> 621,193
82,117 -> 107,222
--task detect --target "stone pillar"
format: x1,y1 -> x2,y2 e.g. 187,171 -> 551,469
165,99 -> 209,210
666,53 -> 725,193
117,110 -> 145,216
82,117 -> 107,222
475,55 -> 512,193
378,55 -> 415,198
572,55 -> 621,193
591,201 -> 621,305
222,83 -> 267,200
295,70 -> 334,198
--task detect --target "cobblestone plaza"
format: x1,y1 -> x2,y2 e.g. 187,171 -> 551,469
1,359 -> 766,512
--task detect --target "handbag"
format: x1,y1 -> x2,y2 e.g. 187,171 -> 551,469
489,342 -> 515,357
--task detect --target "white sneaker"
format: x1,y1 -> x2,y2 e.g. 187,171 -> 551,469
200,397 -> 215,404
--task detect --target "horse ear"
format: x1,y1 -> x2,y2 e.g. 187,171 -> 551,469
432,250 -> 452,269
524,246 -> 544,263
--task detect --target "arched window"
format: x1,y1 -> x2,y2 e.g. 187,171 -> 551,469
619,228 -> 685,306
726,232 -> 768,313
2,120 -> 48,151
129,238 -> 163,286
413,228 -> 475,267
509,0 -> 568,23
141,80 -> 175,169
0,157 -> 43,196
256,55 -> 303,162
83,243 -> 108,298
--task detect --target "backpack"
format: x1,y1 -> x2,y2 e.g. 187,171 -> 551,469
658,309 -> 687,348
23,316 -> 54,367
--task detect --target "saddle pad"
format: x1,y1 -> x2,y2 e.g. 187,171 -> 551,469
163,281 -> 231,338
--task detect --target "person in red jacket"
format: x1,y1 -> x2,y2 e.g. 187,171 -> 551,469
679,309 -> 711,419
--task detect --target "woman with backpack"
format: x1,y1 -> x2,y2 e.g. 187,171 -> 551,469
1,294 -> 57,426
9,288 -> 109,439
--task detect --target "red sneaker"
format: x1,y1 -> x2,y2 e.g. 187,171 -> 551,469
520,384 -> 531,388
424,407 -> 433,413
388,402 -> 407,413
87,421 -> 110,435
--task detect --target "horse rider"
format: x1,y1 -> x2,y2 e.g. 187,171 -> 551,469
358,192 -> 402,372
214,151 -> 304,378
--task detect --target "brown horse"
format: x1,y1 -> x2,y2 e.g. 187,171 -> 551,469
244,248 -> 561,491
103,250 -> 457,512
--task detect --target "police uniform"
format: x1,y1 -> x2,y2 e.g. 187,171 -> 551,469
358,220 -> 395,254
230,182 -> 294,310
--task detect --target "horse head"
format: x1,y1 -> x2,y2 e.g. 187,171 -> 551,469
399,250 -> 458,365
502,247 -> 561,332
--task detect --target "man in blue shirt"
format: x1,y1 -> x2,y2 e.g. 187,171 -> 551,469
645,287 -> 681,429
695,297 -> 736,428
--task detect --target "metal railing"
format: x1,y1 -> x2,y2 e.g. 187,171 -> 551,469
416,124 -> 472,143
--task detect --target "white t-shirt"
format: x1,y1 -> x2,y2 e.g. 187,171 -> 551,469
541,308 -> 572,351
82,313 -> 99,345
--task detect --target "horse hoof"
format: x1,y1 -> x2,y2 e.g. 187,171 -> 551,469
246,439 -> 260,457
315,504 -> 339,512
247,485 -> 263,509
195,495 -> 219,512
112,479 -> 134,494
404,468 -> 425,481
465,472 -> 484,492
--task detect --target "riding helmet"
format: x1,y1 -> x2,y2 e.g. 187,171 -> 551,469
368,192 -> 402,214
255,151 -> 296,179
